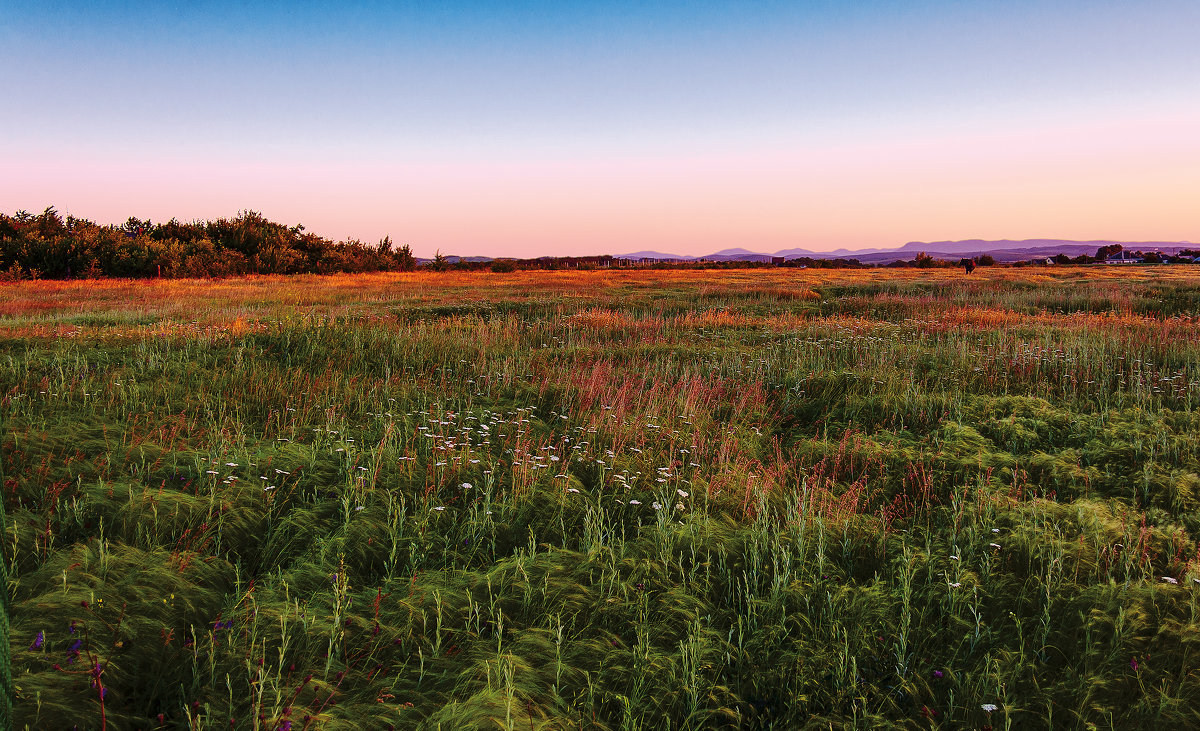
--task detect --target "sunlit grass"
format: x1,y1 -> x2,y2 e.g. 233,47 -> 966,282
4,266 -> 1200,729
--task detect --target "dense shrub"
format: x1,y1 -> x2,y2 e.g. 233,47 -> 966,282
0,207 -> 416,278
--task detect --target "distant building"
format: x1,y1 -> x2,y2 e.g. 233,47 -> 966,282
565,256 -> 610,268
1105,251 -> 1144,264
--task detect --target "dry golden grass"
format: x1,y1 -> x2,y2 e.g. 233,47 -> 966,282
2,265 -> 1198,328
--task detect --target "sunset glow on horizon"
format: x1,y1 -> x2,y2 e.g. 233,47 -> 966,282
4,1 -> 1198,258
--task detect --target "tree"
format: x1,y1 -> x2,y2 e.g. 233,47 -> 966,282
121,216 -> 151,238
394,244 -> 416,271
429,251 -> 450,272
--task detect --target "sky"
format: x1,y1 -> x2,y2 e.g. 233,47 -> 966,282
3,1 -> 1199,257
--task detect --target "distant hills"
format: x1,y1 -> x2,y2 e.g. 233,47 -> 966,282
614,239 -> 1193,264
894,238 -> 1191,254
420,239 -> 1195,265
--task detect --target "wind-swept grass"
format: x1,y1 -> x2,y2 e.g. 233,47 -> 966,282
4,266 -> 1200,729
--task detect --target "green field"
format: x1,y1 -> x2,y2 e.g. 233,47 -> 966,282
3,267 -> 1200,729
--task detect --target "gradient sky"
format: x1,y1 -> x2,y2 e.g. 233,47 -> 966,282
4,1 -> 1199,257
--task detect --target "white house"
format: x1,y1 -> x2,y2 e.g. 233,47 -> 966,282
1105,251 -> 1144,264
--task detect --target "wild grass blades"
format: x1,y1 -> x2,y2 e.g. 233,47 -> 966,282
3,266 -> 1200,728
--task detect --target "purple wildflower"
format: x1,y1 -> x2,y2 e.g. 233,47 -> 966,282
30,631 -> 44,650
932,670 -> 943,679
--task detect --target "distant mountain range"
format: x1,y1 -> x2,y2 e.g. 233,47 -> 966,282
420,239 -> 1194,265
616,239 -> 1194,264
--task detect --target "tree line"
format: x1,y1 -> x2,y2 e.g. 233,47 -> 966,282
7,207 -> 1191,280
0,207 -> 416,279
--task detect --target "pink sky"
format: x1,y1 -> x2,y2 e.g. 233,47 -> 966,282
5,1 -> 1199,256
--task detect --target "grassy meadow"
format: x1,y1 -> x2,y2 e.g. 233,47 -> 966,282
3,266 -> 1200,729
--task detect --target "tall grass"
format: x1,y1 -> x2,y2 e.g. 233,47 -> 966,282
3,267 -> 1200,728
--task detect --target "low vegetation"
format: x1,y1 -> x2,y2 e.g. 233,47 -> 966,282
3,267 -> 1200,729
0,208 -> 416,280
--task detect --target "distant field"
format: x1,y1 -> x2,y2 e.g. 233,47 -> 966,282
3,267 -> 1200,729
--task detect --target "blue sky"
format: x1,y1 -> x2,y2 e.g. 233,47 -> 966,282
4,1 -> 1198,255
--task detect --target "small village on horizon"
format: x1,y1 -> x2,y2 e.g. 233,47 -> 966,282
436,238 -> 1199,268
